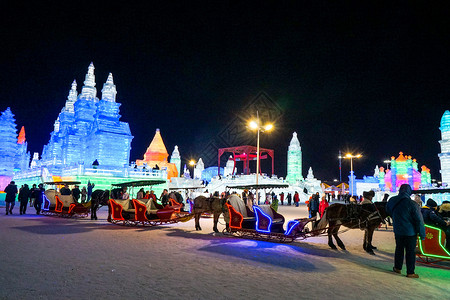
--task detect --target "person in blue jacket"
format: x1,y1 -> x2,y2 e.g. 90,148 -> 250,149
387,184 -> 425,278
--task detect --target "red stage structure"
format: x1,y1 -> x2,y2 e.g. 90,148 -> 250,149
218,145 -> 274,176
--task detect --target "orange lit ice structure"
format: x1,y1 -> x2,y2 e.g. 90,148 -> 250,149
136,129 -> 178,179
381,152 -> 431,192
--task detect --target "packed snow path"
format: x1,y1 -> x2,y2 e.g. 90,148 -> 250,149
0,205 -> 448,299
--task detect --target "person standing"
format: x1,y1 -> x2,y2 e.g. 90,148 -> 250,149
160,189 -> 169,206
87,182 -> 95,202
294,191 -> 300,207
387,184 -> 425,278
319,195 -> 329,218
287,193 -> 292,205
310,192 -> 320,217
4,181 -> 18,215
29,184 -> 37,207
34,184 -> 45,215
242,190 -> 248,206
279,192 -> 284,205
18,183 -> 30,215
72,185 -> 81,203
80,187 -> 87,203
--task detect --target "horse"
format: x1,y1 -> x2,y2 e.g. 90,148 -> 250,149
90,189 -> 110,220
316,202 -> 387,255
193,196 -> 228,233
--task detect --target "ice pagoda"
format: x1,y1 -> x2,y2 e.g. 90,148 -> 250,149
136,129 -> 179,179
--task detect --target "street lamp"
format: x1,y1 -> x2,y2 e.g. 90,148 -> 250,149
189,160 -> 196,179
383,159 -> 391,170
344,153 -> 362,196
248,112 -> 273,203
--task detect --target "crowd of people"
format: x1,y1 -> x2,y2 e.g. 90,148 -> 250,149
2,181 -> 97,215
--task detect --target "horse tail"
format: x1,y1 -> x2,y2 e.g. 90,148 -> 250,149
315,210 -> 329,230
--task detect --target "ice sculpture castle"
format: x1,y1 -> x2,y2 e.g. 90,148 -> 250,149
13,63 -> 166,191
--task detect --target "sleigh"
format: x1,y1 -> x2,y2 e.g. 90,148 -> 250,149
226,201 -> 317,243
42,189 -> 89,218
416,225 -> 450,269
108,198 -> 193,226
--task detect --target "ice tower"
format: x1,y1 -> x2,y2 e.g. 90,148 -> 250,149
194,158 -> 204,179
41,63 -> 133,168
0,108 -> 18,176
286,132 -> 303,183
86,73 -> 132,167
439,110 -> 450,185
170,146 -> 181,177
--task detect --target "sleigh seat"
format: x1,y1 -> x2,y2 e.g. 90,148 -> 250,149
254,205 -> 285,233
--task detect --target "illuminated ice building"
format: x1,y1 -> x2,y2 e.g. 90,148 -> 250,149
439,110 -> 450,186
13,63 -> 166,191
0,108 -> 30,190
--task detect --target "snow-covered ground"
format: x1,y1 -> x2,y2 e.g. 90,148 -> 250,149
0,204 -> 448,299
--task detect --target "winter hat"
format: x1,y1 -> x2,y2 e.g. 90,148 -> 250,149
426,199 -> 438,208
399,184 -> 412,197
363,191 -> 374,200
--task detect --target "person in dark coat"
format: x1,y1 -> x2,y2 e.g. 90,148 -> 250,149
160,189 -> 169,206
421,198 -> 450,250
60,184 -> 71,195
310,192 -> 320,218
87,182 -> 95,202
387,184 -> 425,278
4,181 -> 18,215
287,193 -> 292,205
72,185 -> 81,202
18,183 -> 30,215
34,184 -> 45,215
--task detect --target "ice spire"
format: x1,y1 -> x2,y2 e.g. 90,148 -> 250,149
286,132 -> 303,183
80,62 -> 97,100
170,145 -> 181,177
101,73 -> 117,102
64,80 -> 77,113
194,158 -> 204,179
17,126 -> 25,144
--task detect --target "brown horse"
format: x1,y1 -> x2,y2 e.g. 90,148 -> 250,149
193,196 -> 228,233
316,202 -> 387,255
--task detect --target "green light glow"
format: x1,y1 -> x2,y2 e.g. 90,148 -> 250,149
418,225 -> 450,260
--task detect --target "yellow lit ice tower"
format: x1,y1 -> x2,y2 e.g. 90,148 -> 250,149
439,110 -> 450,186
286,132 -> 303,183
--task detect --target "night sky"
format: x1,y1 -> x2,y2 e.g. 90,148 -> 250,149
1,2 -> 450,181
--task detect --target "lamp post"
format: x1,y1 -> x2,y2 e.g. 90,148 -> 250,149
189,160 -> 196,179
383,159 -> 390,170
249,112 -> 273,204
344,153 -> 362,196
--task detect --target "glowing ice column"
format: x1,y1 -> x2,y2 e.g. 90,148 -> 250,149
286,132 -> 303,184
170,146 -> 181,177
0,108 -> 18,176
439,110 -> 450,185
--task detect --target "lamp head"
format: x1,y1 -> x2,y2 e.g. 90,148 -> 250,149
249,120 -> 258,130
264,123 -> 273,131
